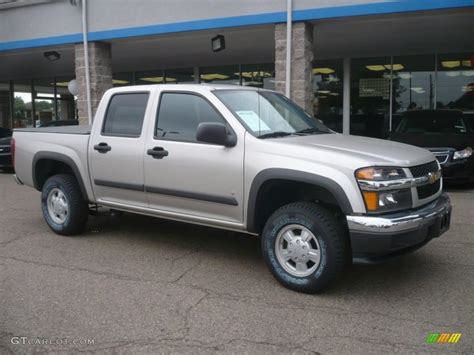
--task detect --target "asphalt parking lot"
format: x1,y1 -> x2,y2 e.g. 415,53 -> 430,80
0,172 -> 473,354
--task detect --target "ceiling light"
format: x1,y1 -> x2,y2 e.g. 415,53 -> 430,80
442,61 -> 460,68
112,79 -> 129,85
165,77 -> 177,82
329,92 -> 340,96
398,73 -> 412,80
44,51 -> 60,61
313,67 -> 335,74
200,73 -> 230,81
317,90 -> 330,94
52,82 -> 70,87
366,65 -> 386,71
462,60 -> 472,68
446,71 -> 460,77
384,64 -> 404,71
211,35 -> 226,52
240,71 -> 272,78
140,77 -> 165,83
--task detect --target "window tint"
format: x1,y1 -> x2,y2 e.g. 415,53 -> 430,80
156,93 -> 225,141
102,93 -> 149,137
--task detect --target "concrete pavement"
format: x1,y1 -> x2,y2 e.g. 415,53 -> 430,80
0,172 -> 473,354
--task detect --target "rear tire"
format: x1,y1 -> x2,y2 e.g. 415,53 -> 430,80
261,202 -> 349,293
41,174 -> 88,236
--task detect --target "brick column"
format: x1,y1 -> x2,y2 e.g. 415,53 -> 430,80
275,22 -> 314,116
74,42 -> 112,124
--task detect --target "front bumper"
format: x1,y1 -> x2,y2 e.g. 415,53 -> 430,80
441,158 -> 474,183
347,193 -> 451,264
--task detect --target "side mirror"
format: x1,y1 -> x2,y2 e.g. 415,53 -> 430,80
196,122 -> 236,147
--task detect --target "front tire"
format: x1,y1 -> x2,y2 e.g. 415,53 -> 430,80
41,174 -> 88,236
261,202 -> 349,293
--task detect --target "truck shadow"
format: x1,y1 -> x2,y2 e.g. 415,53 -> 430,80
82,211 -> 443,297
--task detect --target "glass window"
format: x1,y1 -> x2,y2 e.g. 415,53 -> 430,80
34,78 -> 56,127
437,53 -> 474,111
156,93 -> 225,142
165,68 -> 195,84
200,65 -> 240,85
396,110 -> 467,134
350,57 -> 391,138
215,90 -> 330,137
240,63 -> 275,89
136,70 -> 166,85
0,82 -> 12,130
102,93 -> 149,137
113,72 -> 134,87
13,80 -> 33,128
55,76 -> 77,121
313,59 -> 343,132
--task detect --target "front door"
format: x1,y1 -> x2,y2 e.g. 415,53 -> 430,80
89,91 -> 150,207
144,91 -> 244,223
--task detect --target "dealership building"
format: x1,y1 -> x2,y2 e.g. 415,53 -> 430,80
0,0 -> 473,138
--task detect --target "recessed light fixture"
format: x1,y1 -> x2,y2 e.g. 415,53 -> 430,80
112,79 -> 130,85
200,73 -> 230,81
317,90 -> 330,94
442,61 -> 460,69
211,35 -> 226,52
313,67 -> 335,74
366,65 -> 386,71
44,51 -> 61,61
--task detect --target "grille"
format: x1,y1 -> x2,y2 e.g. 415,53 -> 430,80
409,161 -> 439,178
417,179 -> 441,199
434,154 -> 449,165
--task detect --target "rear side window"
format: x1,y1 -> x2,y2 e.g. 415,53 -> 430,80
155,93 -> 225,142
102,93 -> 149,137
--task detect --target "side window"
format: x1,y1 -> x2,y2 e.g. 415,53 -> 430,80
102,93 -> 149,137
156,93 -> 225,142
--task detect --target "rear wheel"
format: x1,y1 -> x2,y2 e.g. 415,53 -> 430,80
261,202 -> 349,293
41,174 -> 88,236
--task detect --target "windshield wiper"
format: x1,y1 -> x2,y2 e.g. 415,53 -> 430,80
258,131 -> 294,139
295,128 -> 326,135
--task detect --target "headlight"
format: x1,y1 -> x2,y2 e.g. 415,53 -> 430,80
453,147 -> 472,160
356,167 -> 412,213
355,167 -> 406,181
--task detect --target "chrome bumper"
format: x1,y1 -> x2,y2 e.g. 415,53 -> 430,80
347,193 -> 451,234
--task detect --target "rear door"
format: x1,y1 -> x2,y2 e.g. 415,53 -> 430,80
89,90 -> 151,207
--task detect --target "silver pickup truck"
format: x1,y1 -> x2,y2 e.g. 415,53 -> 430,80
12,84 -> 452,293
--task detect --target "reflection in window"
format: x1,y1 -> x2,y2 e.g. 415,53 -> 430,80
437,53 -> 474,111
55,76 -> 77,121
13,81 -> 33,128
136,70 -> 166,85
240,63 -> 275,89
350,57 -> 391,138
200,65 -> 240,85
313,60 -> 343,132
34,78 -> 56,127
165,68 -> 194,84
0,82 -> 12,130
113,72 -> 134,87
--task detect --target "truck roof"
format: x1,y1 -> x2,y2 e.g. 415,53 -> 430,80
108,83 -> 262,93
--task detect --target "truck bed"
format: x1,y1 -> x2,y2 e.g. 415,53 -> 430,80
15,125 -> 92,135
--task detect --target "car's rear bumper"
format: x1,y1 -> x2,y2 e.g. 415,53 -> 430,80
346,193 -> 451,264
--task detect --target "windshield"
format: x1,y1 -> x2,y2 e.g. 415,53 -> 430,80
396,111 -> 467,134
214,90 -> 330,138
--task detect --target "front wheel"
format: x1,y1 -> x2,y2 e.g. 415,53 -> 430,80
261,202 -> 349,293
41,174 -> 88,236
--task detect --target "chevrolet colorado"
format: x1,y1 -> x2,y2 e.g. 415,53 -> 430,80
12,85 -> 452,293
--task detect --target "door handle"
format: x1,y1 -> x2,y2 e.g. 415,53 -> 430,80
94,142 -> 111,153
147,146 -> 169,159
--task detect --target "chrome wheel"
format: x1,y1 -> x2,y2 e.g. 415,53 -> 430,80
47,188 -> 69,224
275,224 -> 321,277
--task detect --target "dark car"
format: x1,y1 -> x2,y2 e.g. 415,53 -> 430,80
0,129 -> 12,171
390,110 -> 474,184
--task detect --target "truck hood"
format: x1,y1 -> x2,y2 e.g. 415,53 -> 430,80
272,133 -> 435,168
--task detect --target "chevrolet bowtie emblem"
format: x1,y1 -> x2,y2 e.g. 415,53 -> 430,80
428,171 -> 441,184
